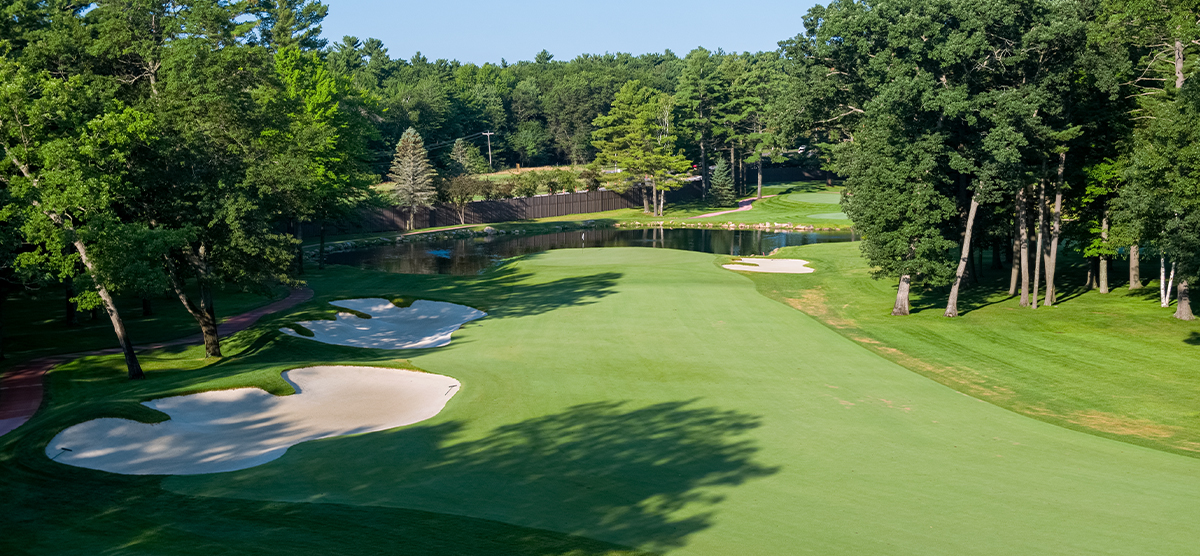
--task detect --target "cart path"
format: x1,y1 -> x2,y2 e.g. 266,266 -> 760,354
0,288 -> 314,438
690,195 -> 777,218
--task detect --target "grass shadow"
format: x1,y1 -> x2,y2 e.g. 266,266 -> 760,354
178,399 -> 778,553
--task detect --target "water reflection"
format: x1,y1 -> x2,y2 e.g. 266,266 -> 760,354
325,227 -> 854,275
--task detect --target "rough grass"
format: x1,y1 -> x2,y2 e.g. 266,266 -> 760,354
746,241 -> 1200,458
6,248 -> 1200,555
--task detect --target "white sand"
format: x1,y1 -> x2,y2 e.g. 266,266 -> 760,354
722,258 -> 816,274
45,366 -> 460,475
282,298 -> 485,349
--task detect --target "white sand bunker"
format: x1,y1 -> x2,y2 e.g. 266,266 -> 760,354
46,366 -> 459,475
723,258 -> 816,274
282,298 -> 485,349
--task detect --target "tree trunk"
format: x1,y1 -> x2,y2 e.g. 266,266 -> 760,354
1165,262 -> 1176,307
1017,186 -> 1031,306
1175,281 -> 1194,320
892,274 -> 911,316
1033,178 -> 1047,308
199,281 -> 220,357
699,139 -> 709,196
730,148 -> 737,196
643,184 -> 652,214
1045,153 -> 1065,306
75,239 -> 144,379
142,297 -> 154,317
165,253 -> 223,358
1009,215 -> 1020,296
458,206 -> 467,226
1099,210 -> 1110,293
1160,255 -> 1166,304
944,190 -> 980,317
318,222 -> 327,270
64,276 -> 78,326
1086,258 -> 1098,289
992,239 -> 1004,270
1129,244 -> 1143,289
757,160 -> 764,200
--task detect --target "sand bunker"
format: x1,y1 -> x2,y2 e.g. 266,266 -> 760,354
723,258 -> 816,274
282,298 -> 485,349
46,366 -> 459,475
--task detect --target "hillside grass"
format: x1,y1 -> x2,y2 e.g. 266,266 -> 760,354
746,241 -> 1200,458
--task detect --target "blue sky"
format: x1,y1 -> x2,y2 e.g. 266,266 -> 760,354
319,0 -> 820,64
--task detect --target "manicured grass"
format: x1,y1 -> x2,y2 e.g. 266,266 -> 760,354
0,264 -> 649,555
744,241 -> 1200,458
7,247 -> 1200,555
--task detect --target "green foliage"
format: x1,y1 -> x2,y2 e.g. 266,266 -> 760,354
388,127 -> 438,228
591,81 -> 692,201
709,159 -> 737,207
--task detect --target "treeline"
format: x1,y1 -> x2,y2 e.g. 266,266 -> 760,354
0,0 -> 378,377
777,0 -> 1200,320
0,0 -> 804,380
328,38 -> 798,197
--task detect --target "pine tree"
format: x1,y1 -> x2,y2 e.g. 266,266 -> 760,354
389,127 -> 437,230
710,158 -> 737,207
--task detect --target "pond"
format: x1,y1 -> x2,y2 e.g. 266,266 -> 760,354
325,227 -> 856,275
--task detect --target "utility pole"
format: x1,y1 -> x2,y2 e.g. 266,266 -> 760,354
481,131 -> 495,169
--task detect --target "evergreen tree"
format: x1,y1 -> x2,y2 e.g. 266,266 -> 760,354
254,0 -> 329,51
710,159 -> 737,207
591,81 -> 692,217
389,127 -> 437,230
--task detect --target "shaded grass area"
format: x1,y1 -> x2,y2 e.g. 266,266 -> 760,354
746,241 -> 1200,458
1,285 -> 287,368
0,262 -> 650,555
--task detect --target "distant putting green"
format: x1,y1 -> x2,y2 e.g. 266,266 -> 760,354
161,248 -> 1200,555
782,192 -> 841,204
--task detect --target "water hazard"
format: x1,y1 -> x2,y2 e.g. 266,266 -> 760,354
325,227 -> 855,275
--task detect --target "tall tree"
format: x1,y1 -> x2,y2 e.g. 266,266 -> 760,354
676,48 -> 725,196
0,58 -> 149,378
389,127 -> 437,230
591,81 -> 692,217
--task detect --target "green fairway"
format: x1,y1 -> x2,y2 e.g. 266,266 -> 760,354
148,248 -> 1200,555
746,241 -> 1200,458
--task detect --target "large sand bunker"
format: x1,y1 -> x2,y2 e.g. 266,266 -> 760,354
723,258 -> 816,274
46,366 -> 459,475
282,298 -> 485,349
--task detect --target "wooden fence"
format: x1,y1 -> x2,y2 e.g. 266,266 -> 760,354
311,188 -> 657,235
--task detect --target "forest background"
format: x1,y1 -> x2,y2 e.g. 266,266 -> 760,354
2,0 -> 1198,382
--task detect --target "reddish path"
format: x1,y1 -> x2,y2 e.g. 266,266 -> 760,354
691,194 -> 778,219
0,288 -> 314,438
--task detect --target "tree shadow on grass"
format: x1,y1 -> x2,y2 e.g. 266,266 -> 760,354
178,399 -> 778,553
1186,332 -> 1200,346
